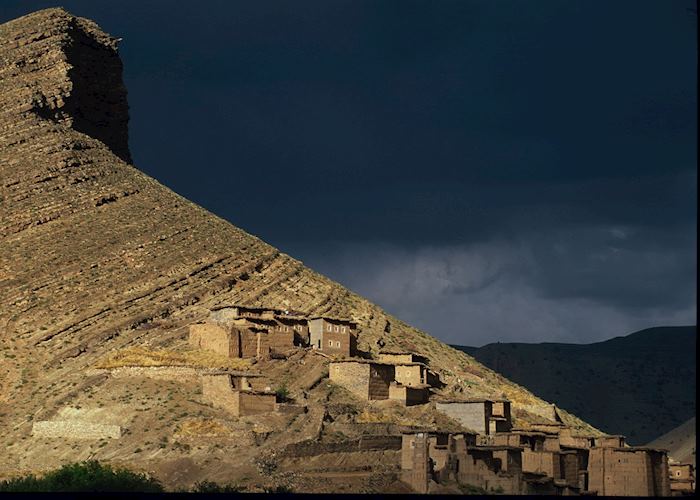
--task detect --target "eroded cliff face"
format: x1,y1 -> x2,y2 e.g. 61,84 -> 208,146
0,8 -> 130,164
0,8 -> 600,489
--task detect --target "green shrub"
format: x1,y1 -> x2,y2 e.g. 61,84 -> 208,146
275,384 -> 290,402
191,480 -> 243,493
0,460 -> 163,492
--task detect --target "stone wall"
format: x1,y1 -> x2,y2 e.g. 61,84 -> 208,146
368,363 -> 394,400
379,353 -> 414,364
202,373 -> 239,415
388,384 -> 428,406
109,366 -> 199,381
329,362 -> 370,400
32,420 -> 121,439
435,402 -> 488,434
201,373 -> 275,416
284,436 -> 402,457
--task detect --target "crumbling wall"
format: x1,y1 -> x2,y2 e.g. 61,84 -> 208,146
457,450 -> 522,494
238,391 -> 275,415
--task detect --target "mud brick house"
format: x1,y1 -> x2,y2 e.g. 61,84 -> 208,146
401,432 -> 478,493
435,399 -> 512,435
499,427 -> 599,492
308,316 -> 357,357
669,463 -> 695,495
201,372 -> 275,417
401,431 -> 533,495
189,322 -> 240,357
329,360 -> 395,400
329,360 -> 430,406
587,446 -> 671,496
559,427 -> 596,449
274,312 -> 309,346
191,306 -> 297,358
593,434 -> 626,448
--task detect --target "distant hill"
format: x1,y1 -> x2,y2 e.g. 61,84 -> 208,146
647,417 -> 696,467
453,326 -> 696,445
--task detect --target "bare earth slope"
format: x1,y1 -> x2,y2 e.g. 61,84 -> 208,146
0,8 -> 601,491
647,417 -> 696,467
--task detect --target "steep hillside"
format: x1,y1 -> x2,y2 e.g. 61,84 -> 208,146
0,8 -> 601,491
454,326 -> 696,445
647,417 -> 696,467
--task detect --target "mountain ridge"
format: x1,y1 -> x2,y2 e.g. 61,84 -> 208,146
453,326 -> 696,444
0,8 -> 602,490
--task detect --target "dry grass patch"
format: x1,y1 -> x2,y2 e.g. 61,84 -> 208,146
175,418 -> 231,438
95,347 -> 252,370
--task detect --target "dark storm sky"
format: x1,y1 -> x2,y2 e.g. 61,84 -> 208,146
2,1 -> 696,346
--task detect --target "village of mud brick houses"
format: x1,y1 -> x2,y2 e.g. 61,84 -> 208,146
185,305 -> 694,496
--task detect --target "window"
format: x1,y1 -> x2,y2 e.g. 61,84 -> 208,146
336,341 -> 340,347
327,323 -> 332,332
328,340 -> 333,347
284,326 -> 289,332
334,325 -> 339,332
341,327 -> 345,333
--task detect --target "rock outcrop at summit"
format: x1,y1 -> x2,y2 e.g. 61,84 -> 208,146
0,8 -> 602,490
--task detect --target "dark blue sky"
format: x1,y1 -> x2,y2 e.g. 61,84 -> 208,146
2,1 -> 696,345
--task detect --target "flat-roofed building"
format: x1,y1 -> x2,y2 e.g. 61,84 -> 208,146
308,316 -> 357,357
587,446 -> 670,497
329,360 -> 395,400
435,399 -> 512,435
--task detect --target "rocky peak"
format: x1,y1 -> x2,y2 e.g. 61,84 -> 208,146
0,8 -> 131,162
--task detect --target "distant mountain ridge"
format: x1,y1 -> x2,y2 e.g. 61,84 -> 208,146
453,326 -> 696,444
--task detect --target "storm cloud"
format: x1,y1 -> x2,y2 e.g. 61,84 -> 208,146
1,0 -> 695,345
